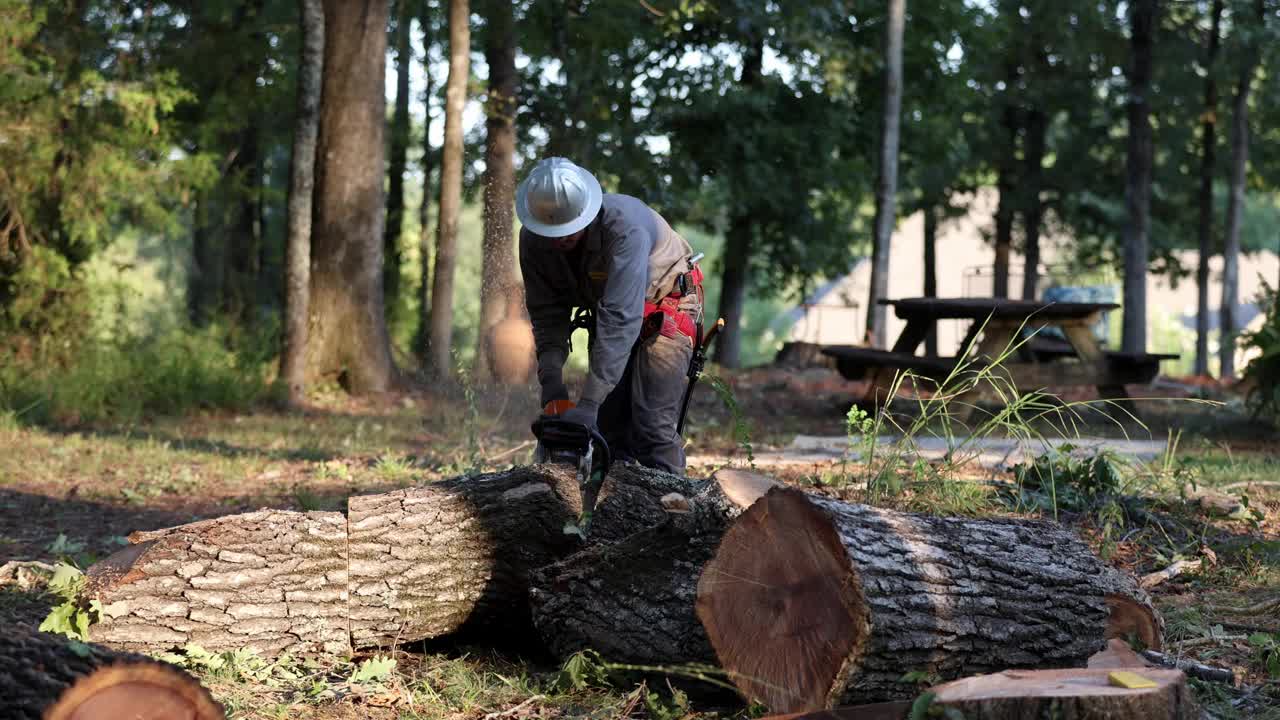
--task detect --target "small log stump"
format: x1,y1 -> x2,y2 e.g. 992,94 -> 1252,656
930,668 -> 1197,719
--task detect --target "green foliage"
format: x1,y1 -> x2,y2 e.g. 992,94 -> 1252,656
554,650 -> 613,692
640,683 -> 691,720
1249,632 -> 1280,679
349,655 -> 397,686
1011,446 -> 1128,510
39,563 -> 100,641
707,374 -> 755,467
1242,280 -> 1280,421
0,322 -> 268,426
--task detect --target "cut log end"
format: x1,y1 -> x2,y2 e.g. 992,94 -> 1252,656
931,668 -> 1197,720
696,488 -> 869,712
1105,593 -> 1163,651
45,662 -> 225,720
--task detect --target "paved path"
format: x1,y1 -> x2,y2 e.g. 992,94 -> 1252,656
688,434 -> 1171,471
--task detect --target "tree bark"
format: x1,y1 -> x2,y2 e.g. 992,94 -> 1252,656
475,0 -> 522,382
865,0 -> 905,347
304,0 -> 397,394
715,37 -> 764,369
0,627 -> 224,720
923,203 -> 938,356
529,469 -> 778,665
280,0 -> 324,405
427,0 -> 470,379
1020,108 -> 1047,301
348,463 -> 704,648
1220,0 -> 1262,380
1195,0 -> 1223,377
1121,0 -> 1158,354
417,0 -> 435,362
931,668 -> 1197,720
86,509 -> 352,656
84,464 -> 711,654
696,488 -> 1162,713
385,0 -> 413,313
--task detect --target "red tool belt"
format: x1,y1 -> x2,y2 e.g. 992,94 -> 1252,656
642,266 -> 703,345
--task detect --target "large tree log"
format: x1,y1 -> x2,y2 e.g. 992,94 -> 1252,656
0,627 -> 224,720
696,488 -> 1162,713
930,668 -> 1197,720
87,509 -> 351,655
529,469 -> 777,665
86,464 -> 704,653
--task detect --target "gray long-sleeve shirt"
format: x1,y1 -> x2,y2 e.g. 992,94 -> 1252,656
520,194 -> 693,406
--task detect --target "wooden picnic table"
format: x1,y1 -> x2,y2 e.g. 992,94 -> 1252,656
822,297 -> 1178,406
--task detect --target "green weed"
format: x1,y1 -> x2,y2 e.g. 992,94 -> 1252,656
707,374 -> 755,468
38,563 -> 100,641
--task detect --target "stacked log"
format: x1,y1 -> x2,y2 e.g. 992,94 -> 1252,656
0,627 -> 223,720
929,668 -> 1196,719
695,488 -> 1163,713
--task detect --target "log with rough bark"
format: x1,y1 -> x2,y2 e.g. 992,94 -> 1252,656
696,488 -> 1162,713
87,509 -> 351,655
0,627 -> 224,720
85,464 -> 704,653
930,668 -> 1197,719
529,469 -> 777,665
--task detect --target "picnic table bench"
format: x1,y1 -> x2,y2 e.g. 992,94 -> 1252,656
821,297 -> 1178,405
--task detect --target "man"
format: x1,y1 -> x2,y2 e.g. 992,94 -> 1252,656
517,157 -> 702,474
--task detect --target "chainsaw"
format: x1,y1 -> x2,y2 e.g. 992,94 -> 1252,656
531,403 -> 612,538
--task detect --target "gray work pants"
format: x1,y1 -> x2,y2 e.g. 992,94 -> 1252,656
598,332 -> 693,474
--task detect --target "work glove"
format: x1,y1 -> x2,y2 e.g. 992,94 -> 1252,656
559,399 -> 599,431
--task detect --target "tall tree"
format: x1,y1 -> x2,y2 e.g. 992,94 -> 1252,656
1020,106 -> 1047,300
866,0 -> 906,347
713,35 -> 764,369
475,0 -> 520,380
280,0 -> 325,404
1196,0 -> 1224,377
992,101 -> 1017,299
1122,0 -> 1159,354
417,0 -> 435,362
427,0 -> 470,378
1220,0 -> 1264,380
385,0 -> 414,312
304,0 -> 397,393
923,205 -> 939,356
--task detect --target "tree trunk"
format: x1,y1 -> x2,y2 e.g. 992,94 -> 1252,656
931,668 -> 1197,720
865,0 -> 905,347
1020,108 -> 1047,301
993,105 -> 1017,299
85,464 -> 708,653
923,203 -> 938,356
224,125 -> 261,325
1195,0 -> 1223,378
530,469 -> 778,665
417,0 -> 435,362
280,0 -> 324,405
385,0 -> 413,314
304,0 -> 397,394
1121,0 -> 1158,354
715,37 -> 764,369
188,195 -> 220,326
86,509 -> 352,656
476,0 -> 522,382
696,488 -> 1162,713
1220,1 -> 1261,380
427,0 -> 470,379
715,215 -> 751,368
0,627 -> 224,720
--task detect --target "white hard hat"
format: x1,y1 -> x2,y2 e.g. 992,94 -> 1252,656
515,157 -> 602,238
